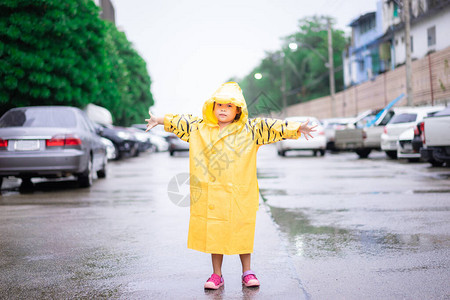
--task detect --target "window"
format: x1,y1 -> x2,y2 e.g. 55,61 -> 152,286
389,113 -> 417,124
427,26 -> 436,46
411,36 -> 414,52
360,17 -> 376,34
0,108 -> 77,128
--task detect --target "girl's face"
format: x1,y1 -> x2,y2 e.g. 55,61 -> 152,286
214,102 -> 238,125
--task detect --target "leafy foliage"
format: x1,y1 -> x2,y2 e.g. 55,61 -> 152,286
0,0 -> 154,125
236,16 -> 347,116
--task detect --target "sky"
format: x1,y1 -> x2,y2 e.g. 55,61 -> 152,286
111,0 -> 377,117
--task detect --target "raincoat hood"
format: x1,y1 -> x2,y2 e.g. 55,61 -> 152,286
202,82 -> 248,127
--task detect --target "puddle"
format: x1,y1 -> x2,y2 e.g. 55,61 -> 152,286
327,175 -> 396,179
268,205 -> 450,259
413,189 -> 450,194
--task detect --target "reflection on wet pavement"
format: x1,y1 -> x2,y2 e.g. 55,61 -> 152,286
268,205 -> 449,259
256,147 -> 450,298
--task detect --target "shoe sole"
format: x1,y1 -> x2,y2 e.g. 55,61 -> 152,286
242,279 -> 260,287
204,282 -> 224,290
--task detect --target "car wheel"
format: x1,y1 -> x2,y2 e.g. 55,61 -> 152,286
313,150 -> 318,156
356,149 -> 371,159
320,150 -> 325,156
0,177 -> 3,189
114,144 -> 122,160
19,178 -> 34,192
407,158 -> 420,163
385,151 -> 397,159
97,156 -> 107,179
78,156 -> 93,188
170,150 -> 175,156
430,160 -> 444,167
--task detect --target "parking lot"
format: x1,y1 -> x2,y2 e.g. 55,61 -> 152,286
1,145 -> 449,299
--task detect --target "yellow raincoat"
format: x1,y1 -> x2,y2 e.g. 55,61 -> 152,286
164,82 -> 301,255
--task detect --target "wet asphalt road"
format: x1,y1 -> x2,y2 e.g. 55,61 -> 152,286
0,145 -> 449,299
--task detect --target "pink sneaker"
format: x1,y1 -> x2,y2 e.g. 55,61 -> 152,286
204,273 -> 224,290
242,270 -> 260,287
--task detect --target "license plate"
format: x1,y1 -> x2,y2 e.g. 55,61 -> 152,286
15,140 -> 40,151
346,143 -> 356,149
403,143 -> 412,150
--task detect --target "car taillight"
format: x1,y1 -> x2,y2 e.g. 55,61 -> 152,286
362,131 -> 367,139
420,122 -> 425,144
0,139 -> 8,148
383,127 -> 387,134
46,135 -> 82,147
65,136 -> 82,146
318,131 -> 325,135
46,138 -> 65,147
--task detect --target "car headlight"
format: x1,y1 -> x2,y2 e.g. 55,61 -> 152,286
117,131 -> 130,139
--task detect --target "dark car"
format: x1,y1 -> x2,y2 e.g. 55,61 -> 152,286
127,127 -> 153,153
167,133 -> 189,156
95,124 -> 139,159
0,106 -> 107,188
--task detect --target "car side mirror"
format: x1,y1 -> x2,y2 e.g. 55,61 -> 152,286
95,126 -> 104,135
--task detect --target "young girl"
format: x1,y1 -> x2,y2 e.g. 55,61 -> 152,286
145,82 -> 316,290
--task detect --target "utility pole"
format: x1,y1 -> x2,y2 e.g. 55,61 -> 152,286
327,18 -> 336,117
404,0 -> 414,106
281,53 -> 287,118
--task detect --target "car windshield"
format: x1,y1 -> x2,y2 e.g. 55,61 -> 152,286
434,107 -> 450,117
0,108 -> 77,128
389,113 -> 417,124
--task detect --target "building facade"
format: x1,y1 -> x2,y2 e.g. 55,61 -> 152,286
93,0 -> 116,24
343,0 -> 450,88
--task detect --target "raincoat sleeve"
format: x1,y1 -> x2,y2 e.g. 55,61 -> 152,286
249,117 -> 301,145
163,114 -> 202,142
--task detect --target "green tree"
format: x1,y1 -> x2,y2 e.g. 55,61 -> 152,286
0,0 -> 154,125
104,22 -> 153,125
236,16 -> 347,116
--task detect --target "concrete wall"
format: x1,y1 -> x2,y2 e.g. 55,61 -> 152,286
286,46 -> 450,119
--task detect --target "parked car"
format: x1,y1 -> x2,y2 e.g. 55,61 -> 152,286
334,109 -> 394,158
420,106 -> 450,166
397,109 -> 442,161
0,106 -> 107,189
132,124 -> 169,152
127,127 -> 153,153
321,117 -> 355,151
380,106 -> 444,159
276,116 -> 326,156
100,137 -> 116,160
96,123 -> 139,159
167,133 -> 189,156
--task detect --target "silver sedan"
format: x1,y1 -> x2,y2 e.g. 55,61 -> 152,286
0,106 -> 107,189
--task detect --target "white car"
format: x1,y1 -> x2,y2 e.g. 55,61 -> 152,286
276,116 -> 326,156
397,127 -> 418,161
100,137 -> 116,160
381,106 -> 444,159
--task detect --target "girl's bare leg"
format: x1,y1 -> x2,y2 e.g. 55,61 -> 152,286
239,253 -> 251,273
211,254 -> 223,276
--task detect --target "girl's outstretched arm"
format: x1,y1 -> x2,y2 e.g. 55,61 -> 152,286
145,113 -> 164,132
298,119 -> 318,140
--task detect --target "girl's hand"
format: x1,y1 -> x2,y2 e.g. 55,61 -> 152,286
298,119 -> 317,140
145,111 -> 158,132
